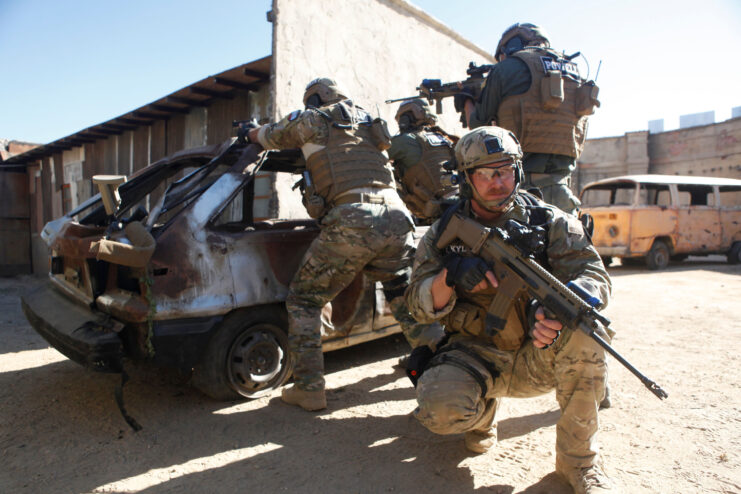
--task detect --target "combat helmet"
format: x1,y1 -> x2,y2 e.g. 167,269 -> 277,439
494,23 -> 551,62
395,98 -> 437,131
303,77 -> 348,108
454,126 -> 524,210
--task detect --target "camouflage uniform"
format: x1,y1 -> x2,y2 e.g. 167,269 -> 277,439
404,196 -> 612,470
258,101 -> 441,392
388,128 -> 458,222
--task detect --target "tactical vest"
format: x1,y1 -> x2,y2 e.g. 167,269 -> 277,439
497,47 -> 592,159
436,196 -> 553,351
399,130 -> 457,219
306,101 -> 394,205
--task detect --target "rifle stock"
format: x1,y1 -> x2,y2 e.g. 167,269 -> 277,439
436,213 -> 668,400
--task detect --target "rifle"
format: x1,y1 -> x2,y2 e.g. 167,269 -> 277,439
436,213 -> 668,400
386,62 -> 494,117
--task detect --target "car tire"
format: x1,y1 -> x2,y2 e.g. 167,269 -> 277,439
600,256 -> 612,267
728,242 -> 741,265
193,306 -> 292,401
646,240 -> 670,270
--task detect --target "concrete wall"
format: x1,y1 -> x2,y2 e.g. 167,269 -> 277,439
270,0 -> 494,217
648,117 -> 741,178
575,131 -> 650,193
576,117 -> 741,194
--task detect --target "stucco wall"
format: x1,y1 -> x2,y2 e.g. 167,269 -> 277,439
270,0 -> 494,217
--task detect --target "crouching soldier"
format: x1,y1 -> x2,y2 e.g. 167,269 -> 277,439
404,126 -> 616,493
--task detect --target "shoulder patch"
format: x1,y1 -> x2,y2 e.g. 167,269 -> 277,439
288,110 -> 302,122
540,56 -> 580,80
424,131 -> 450,147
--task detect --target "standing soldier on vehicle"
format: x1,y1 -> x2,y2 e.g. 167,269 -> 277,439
458,23 -> 600,216
246,78 -> 441,412
404,126 -> 615,493
388,98 -> 459,223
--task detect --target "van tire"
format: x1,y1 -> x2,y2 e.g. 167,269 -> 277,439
646,240 -> 670,270
728,242 -> 741,265
192,306 -> 292,401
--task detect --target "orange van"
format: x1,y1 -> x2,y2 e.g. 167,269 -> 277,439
579,174 -> 741,269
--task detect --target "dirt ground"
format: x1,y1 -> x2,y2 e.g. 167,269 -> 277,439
1,257 -> 740,494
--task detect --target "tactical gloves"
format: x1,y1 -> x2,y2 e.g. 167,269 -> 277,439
444,254 -> 490,291
453,87 -> 476,113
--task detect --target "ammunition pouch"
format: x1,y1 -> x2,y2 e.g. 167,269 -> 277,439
302,192 -> 327,219
540,70 -> 564,111
370,118 -> 392,151
444,302 -> 486,337
576,81 -> 601,116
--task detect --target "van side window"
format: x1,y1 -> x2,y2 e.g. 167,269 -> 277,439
677,185 -> 714,207
718,186 -> 741,209
640,184 -> 671,206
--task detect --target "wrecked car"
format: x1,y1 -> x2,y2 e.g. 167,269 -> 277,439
22,138 -> 419,400
579,174 -> 741,269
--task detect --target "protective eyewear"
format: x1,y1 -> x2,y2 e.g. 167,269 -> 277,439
469,163 -> 517,181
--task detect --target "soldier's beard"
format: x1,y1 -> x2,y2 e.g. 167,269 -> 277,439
470,181 -> 519,217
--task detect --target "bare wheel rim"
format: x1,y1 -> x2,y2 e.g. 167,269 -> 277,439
226,324 -> 286,397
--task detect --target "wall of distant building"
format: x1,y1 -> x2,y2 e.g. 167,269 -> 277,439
576,117 -> 741,195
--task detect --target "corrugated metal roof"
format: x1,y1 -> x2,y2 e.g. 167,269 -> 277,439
2,56 -> 271,166
583,174 -> 741,187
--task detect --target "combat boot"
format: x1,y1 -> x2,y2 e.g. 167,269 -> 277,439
556,457 -> 617,493
280,384 -> 327,411
464,425 -> 497,454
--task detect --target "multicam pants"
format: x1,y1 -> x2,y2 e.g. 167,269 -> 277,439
286,202 -> 440,392
523,171 -> 581,216
414,328 -> 609,469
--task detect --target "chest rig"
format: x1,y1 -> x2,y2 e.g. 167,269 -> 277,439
497,47 -> 599,159
305,101 -> 394,206
398,129 -> 458,220
436,195 -> 553,350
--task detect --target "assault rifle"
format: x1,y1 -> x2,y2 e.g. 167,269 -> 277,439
436,213 -> 668,400
385,62 -> 494,118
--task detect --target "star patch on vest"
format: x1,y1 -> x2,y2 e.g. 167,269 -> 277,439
287,110 -> 302,122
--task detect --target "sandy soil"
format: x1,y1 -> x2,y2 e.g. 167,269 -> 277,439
1,257 -> 740,494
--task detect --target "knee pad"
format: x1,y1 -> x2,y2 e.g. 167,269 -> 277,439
427,344 -> 500,398
415,364 -> 488,435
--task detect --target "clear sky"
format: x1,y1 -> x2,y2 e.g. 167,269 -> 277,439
1,0 -> 739,144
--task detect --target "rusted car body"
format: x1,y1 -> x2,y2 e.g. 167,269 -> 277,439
579,174 -> 741,269
22,138 -> 416,400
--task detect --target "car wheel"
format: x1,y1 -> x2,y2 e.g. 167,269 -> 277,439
728,242 -> 741,265
646,240 -> 670,270
193,306 -> 292,401
600,256 -> 612,267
